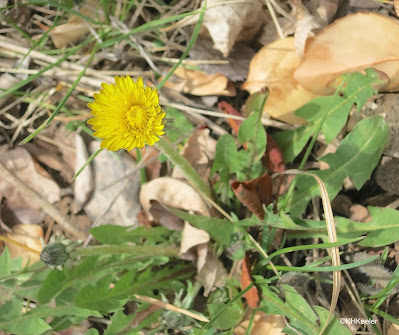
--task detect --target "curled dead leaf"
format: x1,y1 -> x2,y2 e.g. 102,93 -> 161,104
242,38 -> 319,125
0,148 -> 60,210
231,172 -> 273,220
235,311 -> 286,335
241,253 -> 259,308
49,0 -> 102,48
294,13 -> 399,95
161,67 -> 236,96
139,177 -> 209,221
172,128 -> 216,181
5,224 -> 43,267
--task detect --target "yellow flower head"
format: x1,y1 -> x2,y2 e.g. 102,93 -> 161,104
88,76 -> 165,151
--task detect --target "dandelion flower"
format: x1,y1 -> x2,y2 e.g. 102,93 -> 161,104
88,76 -> 166,151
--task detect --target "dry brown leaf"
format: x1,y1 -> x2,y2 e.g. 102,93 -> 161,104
5,224 -> 43,267
295,12 -> 399,95
242,37 -> 319,125
241,254 -> 259,308
1,202 -> 44,226
149,200 -> 184,231
180,221 -> 210,256
172,128 -> 216,181
388,321 -> 399,335
235,311 -> 286,335
197,244 -> 228,296
73,134 -> 94,213
161,67 -> 236,96
0,148 -> 60,209
199,0 -> 264,57
49,0 -> 101,48
231,172 -> 273,220
139,177 -> 209,221
349,204 -> 372,222
84,142 -> 141,227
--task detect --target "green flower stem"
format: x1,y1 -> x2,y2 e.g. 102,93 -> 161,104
135,148 -> 147,184
156,136 -> 211,198
70,244 -> 179,258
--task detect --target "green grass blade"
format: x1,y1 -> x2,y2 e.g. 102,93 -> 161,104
20,45 -> 99,145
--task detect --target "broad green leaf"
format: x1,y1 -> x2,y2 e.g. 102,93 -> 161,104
208,301 -> 243,330
75,277 -> 126,312
282,284 -> 318,334
38,269 -> 68,304
359,207 -> 399,247
285,116 -> 388,215
86,329 -> 100,335
167,207 -> 237,246
0,247 -> 11,276
314,306 -> 352,335
90,225 -> 171,245
258,286 -> 319,335
245,90 -> 269,116
164,107 -> 194,142
212,134 -> 240,174
4,317 -> 51,335
0,298 -> 22,321
275,69 -> 385,162
104,307 -> 136,335
238,112 -> 258,144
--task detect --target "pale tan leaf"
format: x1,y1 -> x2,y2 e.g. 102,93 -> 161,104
235,311 -> 286,335
49,0 -> 101,48
5,224 -> 43,267
242,37 -> 319,125
172,128 -> 216,180
180,222 -> 210,255
0,148 -> 60,209
395,0 -> 399,17
197,245 -> 228,296
139,177 -> 210,221
73,134 -> 94,213
84,142 -> 141,227
388,321 -> 399,335
294,12 -> 399,95
201,0 -> 264,57
161,67 -> 236,96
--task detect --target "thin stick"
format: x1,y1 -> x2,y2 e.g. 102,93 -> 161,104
133,294 -> 209,322
0,235 -> 41,255
0,160 -> 85,239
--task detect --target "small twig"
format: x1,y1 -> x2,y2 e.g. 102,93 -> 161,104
0,235 -> 41,255
0,160 -> 85,239
265,0 -> 284,39
133,294 -> 209,322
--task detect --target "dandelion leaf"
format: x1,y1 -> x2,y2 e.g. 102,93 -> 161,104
284,116 -> 388,216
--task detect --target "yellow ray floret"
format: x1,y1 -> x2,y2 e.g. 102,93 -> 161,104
87,76 -> 166,151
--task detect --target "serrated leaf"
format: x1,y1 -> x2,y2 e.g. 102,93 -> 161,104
212,134 -> 240,174
0,247 -> 11,277
208,301 -> 243,330
359,207 -> 399,247
168,207 -> 237,246
5,317 -> 51,335
275,69 -> 384,162
285,116 -> 388,215
314,306 -> 352,335
238,112 -> 258,144
0,298 -> 22,321
104,307 -> 136,335
38,269 -> 68,304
